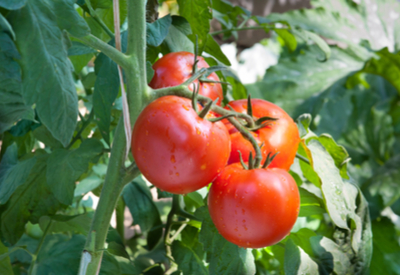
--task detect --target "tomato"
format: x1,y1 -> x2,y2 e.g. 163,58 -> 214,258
224,99 -> 300,170
131,96 -> 230,194
149,52 -> 223,105
208,162 -> 300,248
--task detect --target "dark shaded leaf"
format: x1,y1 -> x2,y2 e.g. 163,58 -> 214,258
93,32 -> 127,144
1,153 -> 63,244
123,177 -> 162,250
35,234 -> 86,275
0,143 -> 36,204
147,14 -> 172,47
0,32 -> 34,133
0,240 -> 13,274
9,0 -> 79,146
39,213 -> 92,236
196,206 -> 256,275
172,241 -> 208,275
0,0 -> 26,10
284,239 -> 319,275
163,16 -> 194,53
46,139 -> 103,205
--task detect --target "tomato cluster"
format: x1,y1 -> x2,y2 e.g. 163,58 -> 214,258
131,52 -> 300,248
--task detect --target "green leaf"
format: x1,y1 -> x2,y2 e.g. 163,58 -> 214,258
196,206 -> 256,275
296,114 -> 312,139
275,29 -> 297,52
177,0 -> 212,53
0,240 -> 13,275
363,155 -> 400,210
32,125 -> 63,148
93,32 -> 127,144
246,46 -> 370,116
147,14 -> 172,47
172,241 -> 208,275
361,48 -> 400,95
0,13 -> 15,39
317,134 -> 351,179
9,0 -> 79,147
370,217 -> 400,275
32,125 -> 64,149
70,53 -> 94,73
0,143 -> 36,204
146,61 -> 154,84
204,34 -> 231,65
292,29 -> 331,61
267,0 -> 400,51
46,139 -> 103,205
39,213 -> 92,236
163,16 -> 194,53
107,241 -> 130,260
74,175 -> 103,197
0,32 -> 34,133
68,41 -> 98,56
95,0 -> 127,32
310,236 -> 351,274
284,239 -> 319,275
298,187 -> 325,217
1,153 -> 63,244
51,0 -> 90,37
288,228 -> 317,257
9,234 -> 38,263
123,177 -> 162,250
0,0 -> 26,10
35,234 -> 86,275
306,139 -> 353,229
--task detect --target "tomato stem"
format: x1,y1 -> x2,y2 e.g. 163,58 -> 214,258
262,152 -> 279,168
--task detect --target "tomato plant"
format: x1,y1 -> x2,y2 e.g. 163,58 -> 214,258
208,162 -> 300,248
149,51 -> 224,105
224,99 -> 300,170
131,95 -> 230,194
1,0 -> 392,273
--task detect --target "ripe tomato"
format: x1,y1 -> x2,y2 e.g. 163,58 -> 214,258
224,99 -> 300,170
131,96 -> 230,194
208,163 -> 300,248
149,52 -> 223,105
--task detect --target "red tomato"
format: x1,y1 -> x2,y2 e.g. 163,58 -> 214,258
131,96 -> 230,194
208,163 -> 300,248
224,99 -> 300,170
149,52 -> 223,105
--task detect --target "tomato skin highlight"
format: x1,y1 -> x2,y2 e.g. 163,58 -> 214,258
224,99 -> 300,170
131,96 -> 230,194
149,51 -> 223,105
208,163 -> 300,248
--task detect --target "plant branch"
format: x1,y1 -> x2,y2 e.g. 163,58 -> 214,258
125,0 -> 150,124
74,34 -> 130,69
28,221 -> 52,275
67,109 -> 94,149
78,117 -> 128,275
296,153 -> 310,164
211,26 -> 273,36
84,0 -> 115,39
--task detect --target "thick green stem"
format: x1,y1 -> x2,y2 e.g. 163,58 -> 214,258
75,34 -> 130,69
125,0 -> 150,123
78,1 -> 147,274
79,118 -> 127,275
84,0 -> 115,39
116,198 -> 126,241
